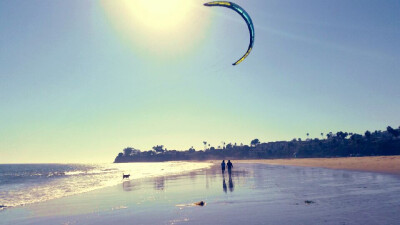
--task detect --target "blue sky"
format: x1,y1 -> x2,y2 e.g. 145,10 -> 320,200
1,0 -> 399,163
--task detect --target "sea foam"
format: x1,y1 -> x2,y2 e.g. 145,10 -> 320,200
0,162 -> 212,208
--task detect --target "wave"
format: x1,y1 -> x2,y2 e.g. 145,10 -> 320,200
0,162 -> 212,209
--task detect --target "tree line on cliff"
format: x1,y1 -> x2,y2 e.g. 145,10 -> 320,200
114,126 -> 400,163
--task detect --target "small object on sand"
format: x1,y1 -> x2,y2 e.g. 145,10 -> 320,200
304,200 -> 315,205
176,201 -> 206,208
194,201 -> 205,206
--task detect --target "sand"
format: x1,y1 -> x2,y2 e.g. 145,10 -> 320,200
2,162 -> 400,225
237,156 -> 400,175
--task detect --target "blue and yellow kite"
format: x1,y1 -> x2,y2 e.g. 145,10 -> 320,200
204,1 -> 255,66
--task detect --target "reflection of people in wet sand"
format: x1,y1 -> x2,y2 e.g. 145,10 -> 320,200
228,175 -> 234,192
221,160 -> 226,174
227,160 -> 233,175
222,176 -> 227,193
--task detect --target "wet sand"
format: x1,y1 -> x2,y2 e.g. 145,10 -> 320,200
2,162 -> 400,225
237,156 -> 400,175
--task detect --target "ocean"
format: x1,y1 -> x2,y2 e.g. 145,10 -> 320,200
0,162 -> 212,209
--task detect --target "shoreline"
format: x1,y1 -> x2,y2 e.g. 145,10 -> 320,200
2,162 -> 400,225
235,156 -> 400,175
0,161 -> 213,212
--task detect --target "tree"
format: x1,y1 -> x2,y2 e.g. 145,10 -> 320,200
365,130 -> 371,139
123,147 -> 134,156
336,131 -> 348,139
387,126 -> 399,138
321,133 -> 324,138
203,141 -> 207,150
153,145 -> 165,153
251,138 -> 260,147
387,126 -> 394,133
350,133 -> 362,142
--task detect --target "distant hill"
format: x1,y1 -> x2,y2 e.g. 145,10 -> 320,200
114,126 -> 400,163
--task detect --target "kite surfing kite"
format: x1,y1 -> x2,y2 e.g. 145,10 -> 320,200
204,1 -> 255,66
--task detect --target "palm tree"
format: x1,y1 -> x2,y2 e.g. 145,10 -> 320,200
203,141 -> 207,150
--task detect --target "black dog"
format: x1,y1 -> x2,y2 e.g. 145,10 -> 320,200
122,174 -> 130,179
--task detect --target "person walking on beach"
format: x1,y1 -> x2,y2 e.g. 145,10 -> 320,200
227,160 -> 233,175
221,160 -> 226,174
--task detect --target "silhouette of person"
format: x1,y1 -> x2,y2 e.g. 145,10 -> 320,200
227,160 -> 233,175
221,160 -> 226,174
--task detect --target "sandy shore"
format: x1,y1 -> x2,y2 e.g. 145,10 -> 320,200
237,156 -> 400,175
2,163 -> 400,225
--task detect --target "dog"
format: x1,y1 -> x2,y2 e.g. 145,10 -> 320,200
194,201 -> 205,206
122,173 -> 130,179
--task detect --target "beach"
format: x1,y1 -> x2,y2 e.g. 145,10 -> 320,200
238,156 -> 400,175
1,160 -> 400,225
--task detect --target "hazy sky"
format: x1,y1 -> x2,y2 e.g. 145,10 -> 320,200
1,0 -> 399,163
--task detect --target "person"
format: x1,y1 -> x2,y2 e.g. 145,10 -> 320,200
221,160 -> 226,173
227,160 -> 233,175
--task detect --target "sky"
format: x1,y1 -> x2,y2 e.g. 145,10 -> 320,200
0,0 -> 399,163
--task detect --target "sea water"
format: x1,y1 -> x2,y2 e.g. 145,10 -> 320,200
0,162 -> 212,209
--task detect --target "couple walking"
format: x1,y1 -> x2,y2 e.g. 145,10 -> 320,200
221,160 -> 233,175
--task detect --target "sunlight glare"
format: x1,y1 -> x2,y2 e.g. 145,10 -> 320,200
101,0 -> 211,59
131,0 -> 193,31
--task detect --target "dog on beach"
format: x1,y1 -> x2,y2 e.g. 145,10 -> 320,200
122,174 -> 130,179
194,201 -> 205,206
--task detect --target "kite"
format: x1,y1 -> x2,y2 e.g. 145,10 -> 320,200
204,1 -> 255,66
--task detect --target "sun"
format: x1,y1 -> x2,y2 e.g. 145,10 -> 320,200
127,0 -> 194,31
100,0 -> 211,59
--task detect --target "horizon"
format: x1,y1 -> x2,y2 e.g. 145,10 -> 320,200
1,0 -> 399,164
2,124 -> 398,164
